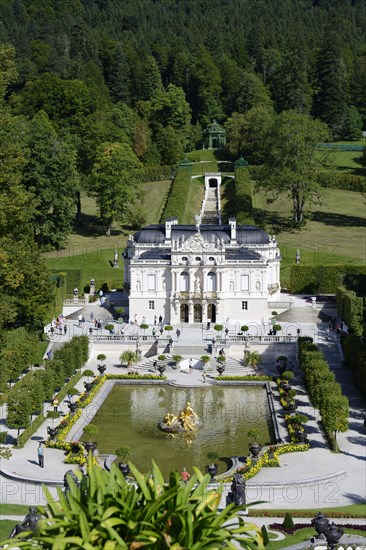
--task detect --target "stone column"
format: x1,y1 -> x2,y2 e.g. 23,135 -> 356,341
188,301 -> 193,323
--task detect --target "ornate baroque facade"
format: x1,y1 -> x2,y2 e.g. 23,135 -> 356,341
123,217 -> 281,325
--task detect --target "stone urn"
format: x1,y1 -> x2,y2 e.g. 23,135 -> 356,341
97,364 -> 106,375
158,364 -> 166,376
249,443 -> 262,457
83,441 -> 98,454
296,430 -> 306,442
47,426 -> 58,439
287,402 -> 297,412
324,522 -> 344,549
311,512 -> 329,537
280,381 -> 291,392
205,463 -> 218,479
216,364 -> 225,375
84,381 -> 93,392
118,463 -> 130,477
68,402 -> 78,413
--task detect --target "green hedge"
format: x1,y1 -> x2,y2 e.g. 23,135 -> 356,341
16,414 -> 45,448
160,167 -> 191,221
234,167 -> 255,225
51,269 -> 83,295
318,171 -> 365,192
290,265 -> 366,294
342,335 -> 366,399
298,338 -> 349,450
55,370 -> 82,403
336,286 -> 364,336
143,164 -> 173,183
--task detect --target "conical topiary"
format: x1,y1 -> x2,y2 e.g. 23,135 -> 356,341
261,525 -> 269,546
282,512 -> 294,529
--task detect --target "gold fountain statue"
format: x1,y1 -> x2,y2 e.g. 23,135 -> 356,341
159,402 -> 202,433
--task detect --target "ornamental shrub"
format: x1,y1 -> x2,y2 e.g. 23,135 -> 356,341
282,512 -> 294,529
261,525 -> 269,546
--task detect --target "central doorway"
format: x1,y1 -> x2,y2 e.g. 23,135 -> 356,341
194,303 -> 202,323
180,304 -> 188,323
207,303 -> 216,323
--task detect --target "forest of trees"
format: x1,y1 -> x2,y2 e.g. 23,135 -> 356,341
0,0 -> 365,327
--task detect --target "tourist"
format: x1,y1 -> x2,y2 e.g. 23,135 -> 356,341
89,327 -> 93,336
154,315 -> 157,325
78,314 -> 83,327
181,468 -> 190,483
153,360 -> 157,372
52,397 -> 59,412
152,327 -> 156,336
90,311 -> 94,322
207,318 -> 211,330
37,443 -> 44,468
189,358 -> 193,371
176,328 -> 180,340
158,315 -> 162,325
160,327 -> 164,335
142,316 -> 146,324
64,324 -> 67,335
202,372 -> 206,383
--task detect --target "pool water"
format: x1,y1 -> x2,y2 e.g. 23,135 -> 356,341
83,384 -> 274,477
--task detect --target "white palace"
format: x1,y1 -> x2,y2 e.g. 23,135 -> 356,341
123,173 -> 281,325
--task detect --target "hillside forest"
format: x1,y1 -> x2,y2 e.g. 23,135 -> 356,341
0,0 -> 365,329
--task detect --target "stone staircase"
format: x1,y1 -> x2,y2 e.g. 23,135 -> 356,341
172,345 -> 211,356
136,354 -> 257,376
201,186 -> 220,225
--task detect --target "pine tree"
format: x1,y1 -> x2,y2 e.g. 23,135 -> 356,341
314,31 -> 350,140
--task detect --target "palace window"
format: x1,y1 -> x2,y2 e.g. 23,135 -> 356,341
241,274 -> 249,291
147,274 -> 156,290
242,301 -> 248,310
207,271 -> 216,291
180,271 -> 189,291
148,301 -> 155,310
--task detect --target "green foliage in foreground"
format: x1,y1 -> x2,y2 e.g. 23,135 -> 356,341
0,521 -> 18,542
2,458 -> 264,549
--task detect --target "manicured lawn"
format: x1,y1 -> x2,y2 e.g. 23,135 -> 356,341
0,503 -> 31,515
46,248 -> 124,293
181,177 -> 205,224
249,503 -> 366,517
0,520 -> 18,542
252,187 -> 365,287
44,181 -> 170,290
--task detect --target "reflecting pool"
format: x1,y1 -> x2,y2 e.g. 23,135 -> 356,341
84,384 -> 274,476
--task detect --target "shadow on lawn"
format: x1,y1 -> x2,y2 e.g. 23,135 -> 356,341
73,213 -> 125,238
310,211 -> 366,227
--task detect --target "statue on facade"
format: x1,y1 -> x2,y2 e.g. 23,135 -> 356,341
194,276 -> 201,292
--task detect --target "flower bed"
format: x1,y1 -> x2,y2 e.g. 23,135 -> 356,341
215,375 -> 272,381
45,440 -> 99,467
222,443 -> 310,482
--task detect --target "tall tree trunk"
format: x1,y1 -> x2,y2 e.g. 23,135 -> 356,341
106,219 -> 112,237
76,191 -> 81,222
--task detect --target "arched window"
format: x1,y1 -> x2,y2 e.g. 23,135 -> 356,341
180,271 -> 189,291
207,271 -> 216,292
